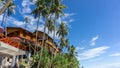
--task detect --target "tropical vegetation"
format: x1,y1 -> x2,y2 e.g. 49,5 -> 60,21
0,0 -> 80,68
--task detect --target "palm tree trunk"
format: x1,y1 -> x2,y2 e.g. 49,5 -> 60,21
52,15 -> 57,45
34,14 -> 41,55
24,21 -> 27,28
37,17 -> 48,68
1,11 -> 6,26
0,0 -> 12,15
4,12 -> 8,37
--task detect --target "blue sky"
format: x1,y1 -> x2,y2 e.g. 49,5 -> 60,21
64,0 -> 120,68
0,0 -> 120,68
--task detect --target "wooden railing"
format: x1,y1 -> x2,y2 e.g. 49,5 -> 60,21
0,33 -> 4,38
45,40 -> 59,52
0,37 -> 26,51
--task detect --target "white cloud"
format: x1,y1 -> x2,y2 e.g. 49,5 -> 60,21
57,13 -> 75,24
69,19 -> 74,23
0,15 -> 25,28
76,47 -> 85,51
104,63 -> 120,68
21,0 -> 33,14
90,35 -> 99,46
0,14 -> 3,21
56,13 -> 74,24
89,62 -> 120,68
77,46 -> 110,60
13,20 -> 24,26
22,7 -> 31,14
64,13 -> 75,18
87,57 -> 103,62
110,53 -> 120,57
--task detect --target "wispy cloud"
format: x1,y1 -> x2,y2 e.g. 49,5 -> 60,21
76,47 -> 85,51
90,62 -> 120,68
77,46 -> 110,60
64,13 -> 75,18
90,35 -> 99,46
57,13 -> 75,24
110,53 -> 120,57
21,0 -> 33,14
0,14 -> 3,21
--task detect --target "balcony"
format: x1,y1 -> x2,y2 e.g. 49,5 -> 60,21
0,41 -> 25,56
0,37 -> 26,56
45,40 -> 60,52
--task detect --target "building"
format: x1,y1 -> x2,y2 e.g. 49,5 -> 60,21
0,27 -> 60,68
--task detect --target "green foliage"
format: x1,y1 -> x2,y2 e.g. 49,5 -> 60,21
32,47 -> 79,68
32,47 -> 51,68
7,2 -> 16,16
57,22 -> 68,38
51,53 -> 79,68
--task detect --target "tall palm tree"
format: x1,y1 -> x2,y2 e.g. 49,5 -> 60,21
56,22 -> 68,52
64,38 -> 69,53
32,0 -> 53,68
50,0 -> 66,42
1,8 -> 7,26
0,0 -> 12,15
32,0 -> 46,54
1,1 -> 15,37
37,2 -> 57,68
46,17 -> 54,36
32,47 -> 51,68
57,22 -> 68,39
66,45 -> 79,68
69,45 -> 75,55
65,38 -> 69,48
5,1 -> 15,37
59,37 -> 66,50
51,53 -> 67,68
24,17 -> 30,28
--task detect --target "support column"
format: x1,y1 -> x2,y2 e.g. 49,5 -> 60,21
26,51 -> 31,64
0,56 -> 3,68
28,52 -> 31,64
11,55 -> 16,68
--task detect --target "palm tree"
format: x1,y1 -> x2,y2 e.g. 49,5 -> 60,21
32,0 -> 53,68
24,17 -> 30,28
65,39 -> 69,48
59,37 -> 66,50
1,1 -> 15,37
38,4 -> 56,68
51,0 -> 66,18
1,8 -> 7,26
66,45 -> 79,68
50,0 -> 66,41
32,0 -> 46,54
0,0 -> 12,15
32,47 -> 51,68
64,38 -> 69,53
51,53 -> 67,68
56,22 -> 68,52
46,17 -> 54,36
68,45 -> 76,57
57,22 -> 68,38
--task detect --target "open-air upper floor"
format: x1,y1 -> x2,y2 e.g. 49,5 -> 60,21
6,27 -> 60,53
